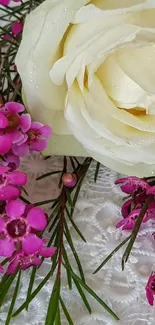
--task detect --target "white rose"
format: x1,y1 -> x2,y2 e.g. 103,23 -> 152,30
16,0 -> 155,177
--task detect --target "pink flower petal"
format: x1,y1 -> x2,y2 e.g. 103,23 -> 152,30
6,199 -> 25,218
12,143 -> 29,157
39,125 -> 52,138
0,185 -> 21,201
0,112 -> 9,128
30,138 -> 47,152
33,257 -> 42,266
0,0 -> 10,5
20,114 -> 31,133
0,134 -> 12,155
5,102 -> 24,114
146,288 -> 154,306
12,21 -> 23,36
8,171 -> 27,186
0,166 -> 10,174
30,122 -> 43,130
0,217 -> 5,232
0,238 -> 15,257
11,130 -> 24,144
2,153 -> 20,171
16,134 -> 28,146
22,234 -> 43,254
39,246 -> 56,258
27,207 -> 47,230
7,257 -> 19,274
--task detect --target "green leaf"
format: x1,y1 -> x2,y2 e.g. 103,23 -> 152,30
25,267 -> 37,311
62,247 -> 72,290
66,206 -> 86,242
5,270 -> 21,325
66,189 -> 73,208
93,235 -> 131,274
73,278 -> 91,314
94,162 -> 100,183
122,195 -> 152,270
36,171 -> 62,181
34,199 -> 56,207
65,221 -> 85,283
0,273 -> 17,308
60,297 -> 74,325
45,277 -> 61,325
55,303 -> 61,325
70,270 -> 119,321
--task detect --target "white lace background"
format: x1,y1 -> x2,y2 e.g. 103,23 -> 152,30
0,153 -> 155,325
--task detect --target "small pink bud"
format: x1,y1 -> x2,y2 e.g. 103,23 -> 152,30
62,173 -> 77,188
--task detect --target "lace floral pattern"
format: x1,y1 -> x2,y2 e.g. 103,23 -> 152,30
0,153 -> 155,325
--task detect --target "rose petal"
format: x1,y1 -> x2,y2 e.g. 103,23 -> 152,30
0,185 -> 21,201
8,171 -> 27,186
0,238 -> 15,257
20,114 -> 31,132
6,199 -> 26,218
22,234 -> 43,254
27,207 -> 47,230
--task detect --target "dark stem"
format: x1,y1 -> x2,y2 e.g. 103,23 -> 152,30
57,188 -> 66,277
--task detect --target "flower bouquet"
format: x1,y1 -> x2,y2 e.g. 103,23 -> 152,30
1,0 -> 155,324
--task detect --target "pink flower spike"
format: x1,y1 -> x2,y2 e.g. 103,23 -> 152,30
22,234 -> 43,254
27,207 -> 47,230
12,21 -> 23,36
0,134 -> 12,155
146,272 -> 155,306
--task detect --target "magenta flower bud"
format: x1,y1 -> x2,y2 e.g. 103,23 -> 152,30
62,173 -> 77,188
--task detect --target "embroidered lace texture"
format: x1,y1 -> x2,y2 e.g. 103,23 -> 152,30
0,153 -> 155,325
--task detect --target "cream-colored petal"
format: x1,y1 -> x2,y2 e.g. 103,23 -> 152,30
16,0 -> 90,134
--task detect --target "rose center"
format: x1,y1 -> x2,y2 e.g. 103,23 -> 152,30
6,114 -> 19,131
7,219 -> 27,238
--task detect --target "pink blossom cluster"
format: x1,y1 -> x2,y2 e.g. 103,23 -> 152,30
115,176 -> 155,306
0,101 -> 55,274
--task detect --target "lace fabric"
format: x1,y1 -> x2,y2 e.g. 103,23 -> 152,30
0,153 -> 155,325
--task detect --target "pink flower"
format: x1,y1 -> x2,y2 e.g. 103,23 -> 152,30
115,177 -> 149,194
121,199 -> 133,218
12,21 -> 23,36
0,0 -> 21,5
1,102 -> 31,146
62,173 -> 77,188
146,272 -> 155,306
0,200 -> 47,257
7,244 -> 56,274
13,122 -> 52,157
0,166 -> 27,201
0,133 -> 12,155
2,152 -> 20,171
